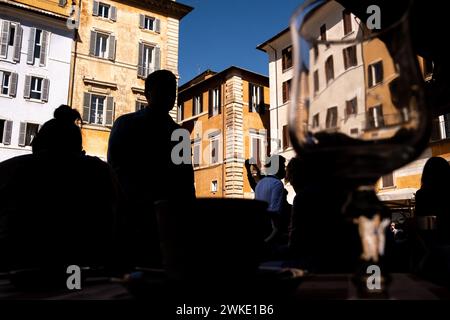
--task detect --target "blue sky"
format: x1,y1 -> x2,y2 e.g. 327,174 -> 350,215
178,0 -> 303,85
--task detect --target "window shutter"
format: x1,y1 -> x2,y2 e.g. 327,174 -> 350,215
259,86 -> 264,113
108,35 -> 116,61
199,94 -> 203,113
18,122 -> 26,147
39,31 -> 49,67
23,75 -> 31,99
154,46 -> 161,71
92,1 -> 99,16
110,6 -> 117,22
208,89 -> 212,117
13,25 -> 23,62
155,19 -> 161,33
139,14 -> 145,29
105,96 -> 114,126
83,92 -> 91,123
42,78 -> 50,102
137,42 -> 144,77
9,72 -> 18,97
3,120 -> 13,145
0,20 -> 9,58
248,83 -> 253,112
89,31 -> 96,56
27,28 -> 36,64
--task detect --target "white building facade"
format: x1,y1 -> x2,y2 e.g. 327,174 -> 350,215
0,3 -> 73,161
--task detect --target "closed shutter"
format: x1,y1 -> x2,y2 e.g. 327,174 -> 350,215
89,31 -> 96,56
110,6 -> 117,22
108,35 -> 116,61
27,27 -> 36,64
42,78 -> 49,102
208,89 -> 212,117
92,1 -> 99,16
199,94 -> 203,113
13,25 -> 23,62
368,66 -> 373,87
154,46 -> 160,71
217,86 -> 221,114
39,31 -> 49,66
18,122 -> 26,147
3,120 -> 13,145
105,96 -> 114,126
23,75 -> 31,99
9,72 -> 18,97
248,83 -> 253,112
0,20 -> 9,58
155,19 -> 161,33
83,92 -> 91,123
139,14 -> 145,29
137,42 -> 144,78
258,86 -> 264,113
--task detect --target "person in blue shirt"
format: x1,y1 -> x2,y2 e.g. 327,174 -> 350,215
255,155 -> 287,243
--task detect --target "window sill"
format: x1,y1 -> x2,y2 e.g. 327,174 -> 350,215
0,58 -> 17,64
0,94 -> 13,99
89,54 -> 115,62
82,124 -> 112,132
25,98 -> 46,104
140,28 -> 160,35
95,16 -> 115,23
380,186 -> 396,191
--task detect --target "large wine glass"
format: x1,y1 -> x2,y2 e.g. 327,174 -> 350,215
289,0 -> 431,294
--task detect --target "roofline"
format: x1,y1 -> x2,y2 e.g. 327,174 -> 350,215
117,0 -> 193,20
0,0 -> 69,21
179,66 -> 269,94
256,27 -> 290,52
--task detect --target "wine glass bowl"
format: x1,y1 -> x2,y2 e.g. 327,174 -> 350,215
289,0 -> 431,187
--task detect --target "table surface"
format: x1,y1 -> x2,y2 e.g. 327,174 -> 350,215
0,273 -> 449,300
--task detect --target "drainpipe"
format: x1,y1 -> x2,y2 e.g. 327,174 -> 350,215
68,0 -> 81,107
268,44 -> 279,155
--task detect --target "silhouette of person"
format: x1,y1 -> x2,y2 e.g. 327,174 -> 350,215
415,156 -> 450,242
0,105 -> 121,278
107,69 -> 195,268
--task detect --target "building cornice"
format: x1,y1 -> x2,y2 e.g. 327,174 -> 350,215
115,0 -> 193,20
256,27 -> 290,52
0,0 -> 69,20
83,76 -> 118,89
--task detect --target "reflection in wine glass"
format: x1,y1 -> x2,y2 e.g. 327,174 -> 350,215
289,0 -> 431,292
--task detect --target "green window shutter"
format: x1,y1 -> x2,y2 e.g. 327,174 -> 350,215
42,78 -> 50,102
18,122 -> 26,147
3,120 -> 13,145
27,28 -> 36,64
83,92 -> 91,123
0,20 -> 10,58
89,31 -> 96,56
39,31 -> 49,67
13,24 -> 23,62
105,96 -> 114,126
9,72 -> 18,97
23,75 -> 31,99
108,35 -> 116,61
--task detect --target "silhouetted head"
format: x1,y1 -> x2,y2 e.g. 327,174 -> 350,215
285,156 -> 305,192
32,105 -> 83,155
421,157 -> 450,190
145,70 -> 177,113
264,155 -> 286,179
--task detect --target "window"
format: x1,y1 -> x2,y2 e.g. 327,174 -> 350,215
1,71 -> 10,95
92,1 -> 117,21
82,92 -> 114,126
177,103 -> 184,122
382,173 -> 394,188
211,180 -> 218,193
368,61 -> 383,87
23,76 -> 49,102
193,95 -> 202,116
431,114 -> 450,141
249,83 -> 264,112
30,76 -> 42,100
250,131 -> 266,168
282,79 -> 291,103
343,10 -> 352,35
350,128 -> 359,135
209,87 -> 221,117
0,21 -> 22,62
325,56 -> 334,83
282,46 -> 293,71
90,31 -> 115,61
135,100 -> 147,111
282,125 -> 291,150
313,70 -> 319,94
98,3 -> 110,18
138,43 -> 160,78
26,28 -> 49,66
18,122 -> 39,147
209,132 -> 220,164
367,105 -> 385,129
0,119 -> 13,145
139,15 -> 161,33
325,107 -> 338,129
192,139 -> 201,167
312,113 -> 319,128
345,97 -> 357,117
95,33 -> 108,58
343,46 -> 357,69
